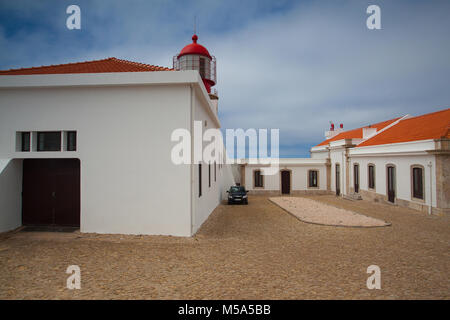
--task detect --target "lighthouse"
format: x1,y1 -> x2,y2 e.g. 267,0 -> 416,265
173,34 -> 217,96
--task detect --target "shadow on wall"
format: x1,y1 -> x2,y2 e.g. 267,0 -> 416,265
0,159 -> 23,232
220,164 -> 237,200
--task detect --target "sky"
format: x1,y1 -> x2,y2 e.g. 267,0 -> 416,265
0,0 -> 449,157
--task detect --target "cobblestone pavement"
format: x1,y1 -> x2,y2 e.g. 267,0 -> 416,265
0,195 -> 449,299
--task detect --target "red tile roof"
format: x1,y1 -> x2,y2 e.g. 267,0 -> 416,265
358,108 -> 450,147
0,57 -> 172,75
314,118 -> 400,147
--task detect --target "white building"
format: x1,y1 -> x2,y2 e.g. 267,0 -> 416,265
243,108 -> 449,215
1,37 -> 448,237
0,35 -> 235,235
241,158 -> 330,196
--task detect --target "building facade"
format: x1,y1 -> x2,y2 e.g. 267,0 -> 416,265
0,37 -> 236,235
240,159 -> 330,196
240,108 -> 449,215
310,109 -> 450,215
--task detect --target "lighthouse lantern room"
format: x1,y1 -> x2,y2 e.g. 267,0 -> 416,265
173,34 -> 216,94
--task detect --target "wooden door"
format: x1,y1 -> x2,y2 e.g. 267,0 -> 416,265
22,159 -> 54,225
22,159 -> 80,227
281,171 -> 290,194
387,166 -> 395,203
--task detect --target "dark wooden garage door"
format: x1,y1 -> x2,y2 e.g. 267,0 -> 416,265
22,159 -> 80,227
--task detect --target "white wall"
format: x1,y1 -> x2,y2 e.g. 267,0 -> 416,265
330,149 -> 345,194
311,150 -> 329,159
349,155 -> 437,207
0,84 -> 192,236
0,159 -> 23,232
192,89 -> 223,233
220,164 -> 237,196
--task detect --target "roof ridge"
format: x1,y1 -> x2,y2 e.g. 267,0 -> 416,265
395,107 -> 450,122
356,115 -> 407,146
0,57 -> 172,73
312,116 -> 403,148
334,117 -> 401,135
356,108 -> 450,147
111,57 -> 172,71
358,117 -> 402,131
0,57 -> 114,73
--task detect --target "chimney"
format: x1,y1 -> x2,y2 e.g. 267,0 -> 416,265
325,121 -> 344,139
362,127 -> 377,139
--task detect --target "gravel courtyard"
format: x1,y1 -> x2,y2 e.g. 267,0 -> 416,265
0,195 -> 449,299
269,196 -> 391,227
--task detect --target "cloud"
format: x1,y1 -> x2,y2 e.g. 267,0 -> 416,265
0,0 -> 449,157
215,0 -> 450,151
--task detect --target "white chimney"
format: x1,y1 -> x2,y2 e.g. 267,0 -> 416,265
362,127 -> 377,139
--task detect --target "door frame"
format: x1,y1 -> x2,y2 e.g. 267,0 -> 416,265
386,164 -> 396,203
280,169 -> 292,195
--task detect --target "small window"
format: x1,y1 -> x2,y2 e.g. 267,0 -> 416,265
412,167 -> 424,200
37,131 -> 61,151
21,132 -> 31,152
368,165 -> 375,189
214,161 -> 216,182
254,170 -> 263,188
308,170 -> 318,188
199,163 -> 202,197
209,163 -> 211,187
353,164 -> 360,193
66,131 -> 77,151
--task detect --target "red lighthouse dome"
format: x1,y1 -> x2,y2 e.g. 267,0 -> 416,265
178,35 -> 212,59
173,34 -> 216,93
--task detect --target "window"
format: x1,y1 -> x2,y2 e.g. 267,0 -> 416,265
199,57 -> 206,78
199,163 -> 202,197
368,164 -> 375,189
66,131 -> 77,151
21,132 -> 30,152
214,161 -> 216,182
412,166 -> 424,200
254,170 -> 263,188
308,170 -> 318,188
37,131 -> 61,151
208,162 -> 211,188
230,186 -> 246,193
353,164 -> 360,193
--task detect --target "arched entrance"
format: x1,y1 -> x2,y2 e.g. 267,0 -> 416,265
387,165 -> 396,203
